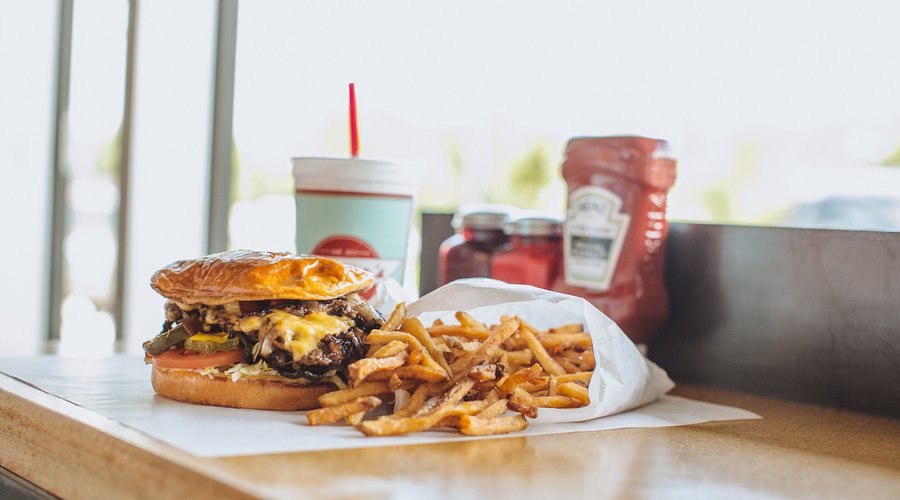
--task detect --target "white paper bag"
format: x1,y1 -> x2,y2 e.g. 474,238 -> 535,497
405,278 -> 675,423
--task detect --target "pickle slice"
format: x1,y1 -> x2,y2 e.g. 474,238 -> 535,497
143,324 -> 190,356
183,336 -> 240,354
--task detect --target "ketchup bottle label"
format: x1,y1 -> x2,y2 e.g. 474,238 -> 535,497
563,186 -> 630,291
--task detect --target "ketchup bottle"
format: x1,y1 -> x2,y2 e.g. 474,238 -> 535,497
552,136 -> 677,344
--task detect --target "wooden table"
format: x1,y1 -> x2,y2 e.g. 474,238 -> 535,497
1,371 -> 898,499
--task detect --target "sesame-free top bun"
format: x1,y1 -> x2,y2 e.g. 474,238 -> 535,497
150,250 -> 374,305
151,365 -> 332,411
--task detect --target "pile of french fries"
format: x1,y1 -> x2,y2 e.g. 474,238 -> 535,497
306,303 -> 596,436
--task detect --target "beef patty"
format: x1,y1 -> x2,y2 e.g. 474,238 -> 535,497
164,293 -> 383,380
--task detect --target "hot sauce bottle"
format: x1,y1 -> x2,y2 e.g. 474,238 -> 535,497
552,136 -> 677,344
491,213 -> 563,290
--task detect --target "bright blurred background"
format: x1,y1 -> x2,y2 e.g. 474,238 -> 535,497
3,0 -> 900,357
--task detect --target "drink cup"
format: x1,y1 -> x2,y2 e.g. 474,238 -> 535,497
292,157 -> 418,293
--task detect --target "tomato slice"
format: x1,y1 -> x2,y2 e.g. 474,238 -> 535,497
152,348 -> 244,369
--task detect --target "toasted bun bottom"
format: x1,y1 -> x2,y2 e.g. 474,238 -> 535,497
151,366 -> 333,411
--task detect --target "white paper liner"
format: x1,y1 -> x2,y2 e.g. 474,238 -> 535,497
0,356 -> 758,457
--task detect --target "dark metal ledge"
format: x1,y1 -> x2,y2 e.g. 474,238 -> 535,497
649,223 -> 900,418
1,466 -> 56,500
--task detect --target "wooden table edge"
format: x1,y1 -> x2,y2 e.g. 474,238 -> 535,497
0,372 -> 260,499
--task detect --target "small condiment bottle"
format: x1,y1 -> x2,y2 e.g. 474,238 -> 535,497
438,205 -> 513,286
491,213 -> 563,290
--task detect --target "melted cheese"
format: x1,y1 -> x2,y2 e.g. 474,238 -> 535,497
238,316 -> 263,332
188,332 -> 230,343
265,311 -> 353,361
175,302 -> 352,361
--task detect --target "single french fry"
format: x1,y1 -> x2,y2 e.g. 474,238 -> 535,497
497,364 -> 543,393
517,380 -> 549,393
382,302 -> 407,332
427,325 -> 490,341
307,396 -> 381,426
431,318 -> 445,327
436,415 -> 461,428
560,360 -> 581,373
517,322 -> 565,376
556,372 -> 593,384
394,365 -> 448,382
356,413 -> 444,436
402,317 -> 454,376
558,382 -> 590,405
476,399 -> 509,419
548,323 -> 584,334
366,330 -> 424,347
579,350 -> 596,370
459,414 -> 528,436
540,333 -> 593,351
348,351 -> 409,386
318,382 -> 390,407
455,311 -> 487,330
372,340 -> 408,358
548,375 -> 558,396
510,387 -> 583,408
504,349 -> 534,366
365,365 -> 449,383
557,350 -> 591,363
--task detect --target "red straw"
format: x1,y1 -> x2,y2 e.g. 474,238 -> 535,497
349,83 -> 359,157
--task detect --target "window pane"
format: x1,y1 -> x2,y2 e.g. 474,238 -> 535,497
232,0 -> 900,234
124,0 -> 216,353
58,0 -> 129,356
0,0 -> 57,356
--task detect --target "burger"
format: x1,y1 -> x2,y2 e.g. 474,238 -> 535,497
143,250 -> 383,410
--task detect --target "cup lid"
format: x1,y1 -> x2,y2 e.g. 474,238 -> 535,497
292,157 -> 419,197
